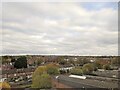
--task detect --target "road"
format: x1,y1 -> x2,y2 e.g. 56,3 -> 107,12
56,75 -> 118,89
10,80 -> 32,88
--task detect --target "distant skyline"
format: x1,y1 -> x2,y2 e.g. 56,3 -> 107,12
1,2 -> 118,55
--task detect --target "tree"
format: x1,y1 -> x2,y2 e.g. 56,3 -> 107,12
14,56 -> 27,69
11,58 -> 16,63
103,64 -> 111,70
70,68 -> 83,75
2,56 -> 11,64
77,58 -> 90,66
68,59 -> 76,66
111,57 -> 119,66
32,73 -> 52,89
94,60 -> 102,69
92,63 -> 98,71
82,63 -> 94,74
59,59 -> 67,65
32,66 -> 52,89
58,57 -> 68,65
35,58 -> 43,66
32,66 -> 47,78
46,64 -> 59,75
0,82 -> 11,90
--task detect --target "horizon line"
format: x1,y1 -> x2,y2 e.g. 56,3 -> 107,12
0,54 -> 118,56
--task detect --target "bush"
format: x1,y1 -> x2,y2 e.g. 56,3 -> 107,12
70,68 -> 83,75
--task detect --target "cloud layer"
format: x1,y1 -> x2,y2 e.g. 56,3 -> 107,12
2,2 -> 118,55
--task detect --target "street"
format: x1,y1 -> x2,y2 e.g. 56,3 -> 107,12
56,75 -> 118,89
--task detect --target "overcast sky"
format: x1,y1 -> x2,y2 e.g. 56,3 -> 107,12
1,2 -> 118,55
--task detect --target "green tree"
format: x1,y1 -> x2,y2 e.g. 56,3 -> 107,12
59,59 -> 67,65
68,59 -> 76,66
111,57 -> 119,66
32,73 -> 52,89
46,63 -> 59,75
32,66 -> 47,77
35,58 -> 43,66
11,58 -> 16,63
0,82 -> 11,90
82,63 -> 94,74
77,58 -> 90,66
70,68 -> 83,75
103,64 -> 111,70
32,66 -> 52,89
92,63 -> 98,71
2,56 -> 11,64
94,60 -> 102,69
14,56 -> 27,69
57,56 -> 68,65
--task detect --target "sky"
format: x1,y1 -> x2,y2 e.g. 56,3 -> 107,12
1,2 -> 118,55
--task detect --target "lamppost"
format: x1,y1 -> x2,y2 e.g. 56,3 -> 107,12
56,76 -> 59,88
6,72 -> 8,81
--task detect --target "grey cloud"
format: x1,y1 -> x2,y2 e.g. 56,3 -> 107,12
1,2 -> 118,55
